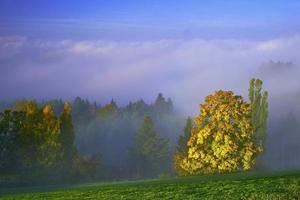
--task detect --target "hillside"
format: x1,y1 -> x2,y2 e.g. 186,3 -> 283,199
1,171 -> 300,200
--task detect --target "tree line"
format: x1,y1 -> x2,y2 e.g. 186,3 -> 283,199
0,101 -> 76,185
0,79 -> 269,186
0,94 -> 182,185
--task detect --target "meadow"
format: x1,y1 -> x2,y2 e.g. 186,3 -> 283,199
1,171 -> 300,200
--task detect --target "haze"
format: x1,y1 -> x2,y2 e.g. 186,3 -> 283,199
0,1 -> 299,113
1,0 -> 300,186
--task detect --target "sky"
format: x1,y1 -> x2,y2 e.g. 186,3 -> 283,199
0,0 -> 300,113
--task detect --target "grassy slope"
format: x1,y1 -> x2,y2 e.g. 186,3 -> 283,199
0,171 -> 300,200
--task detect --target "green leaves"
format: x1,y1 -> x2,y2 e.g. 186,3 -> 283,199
131,116 -> 170,178
248,78 -> 268,168
174,117 -> 193,175
0,101 -> 77,184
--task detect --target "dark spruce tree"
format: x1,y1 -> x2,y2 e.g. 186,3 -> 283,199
59,102 -> 76,179
131,116 -> 169,178
154,93 -> 173,116
0,110 -> 25,176
174,117 -> 193,175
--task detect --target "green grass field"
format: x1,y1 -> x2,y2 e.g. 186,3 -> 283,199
1,171 -> 300,200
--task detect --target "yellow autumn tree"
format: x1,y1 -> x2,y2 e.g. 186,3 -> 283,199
179,90 -> 262,174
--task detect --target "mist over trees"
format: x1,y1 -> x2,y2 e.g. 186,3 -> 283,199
256,61 -> 300,170
2,75 -> 300,186
174,117 -> 193,175
248,79 -> 268,168
0,101 -> 74,185
69,93 -> 182,179
0,93 -> 184,185
130,116 -> 170,178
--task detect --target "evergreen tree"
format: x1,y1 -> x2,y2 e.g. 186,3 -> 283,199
155,93 -> 166,107
72,97 -> 93,125
174,117 -> 193,175
59,102 -> 76,176
131,116 -> 169,178
154,93 -> 172,115
0,110 -> 25,174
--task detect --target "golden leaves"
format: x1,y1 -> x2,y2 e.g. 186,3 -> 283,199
179,90 -> 261,175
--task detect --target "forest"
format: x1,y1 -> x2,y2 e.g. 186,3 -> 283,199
1,1 -> 300,199
0,78 -> 273,186
0,92 -> 184,185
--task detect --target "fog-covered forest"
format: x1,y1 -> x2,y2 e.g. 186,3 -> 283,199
1,59 -> 300,186
0,93 -> 185,185
257,61 -> 300,170
1,1 -> 300,199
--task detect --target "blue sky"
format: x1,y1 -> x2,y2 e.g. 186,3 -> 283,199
1,0 -> 300,40
0,1 -> 300,113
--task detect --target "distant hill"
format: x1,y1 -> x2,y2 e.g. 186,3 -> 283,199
259,60 -> 296,75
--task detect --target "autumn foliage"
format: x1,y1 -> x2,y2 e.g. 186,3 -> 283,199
177,90 -> 263,174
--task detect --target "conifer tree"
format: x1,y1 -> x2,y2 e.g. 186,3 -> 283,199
174,117 -> 193,175
131,116 -> 169,177
0,110 -> 25,174
154,93 -> 173,115
59,102 -> 76,174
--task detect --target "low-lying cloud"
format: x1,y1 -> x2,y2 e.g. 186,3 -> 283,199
0,35 -> 300,114
1,35 -> 300,170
